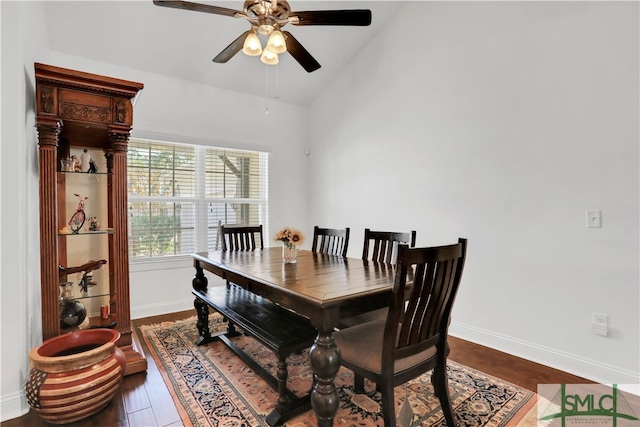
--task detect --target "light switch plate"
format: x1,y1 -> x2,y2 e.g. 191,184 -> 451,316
586,210 -> 602,228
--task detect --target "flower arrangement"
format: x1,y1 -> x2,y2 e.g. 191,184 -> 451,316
274,227 -> 305,247
275,227 -> 304,264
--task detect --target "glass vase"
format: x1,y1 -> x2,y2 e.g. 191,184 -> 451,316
59,282 -> 87,328
282,242 -> 298,264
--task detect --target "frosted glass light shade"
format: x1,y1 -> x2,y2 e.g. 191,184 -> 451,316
266,30 -> 286,54
243,32 -> 262,56
260,48 -> 279,65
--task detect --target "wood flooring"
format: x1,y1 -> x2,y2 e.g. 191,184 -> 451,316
4,309 -> 591,427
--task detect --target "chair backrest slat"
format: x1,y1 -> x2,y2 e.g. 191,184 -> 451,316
311,226 -> 350,257
386,239 -> 467,360
362,229 -> 417,264
220,225 -> 264,252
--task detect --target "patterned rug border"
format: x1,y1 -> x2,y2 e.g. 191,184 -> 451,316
140,315 -> 537,426
140,318 -> 199,426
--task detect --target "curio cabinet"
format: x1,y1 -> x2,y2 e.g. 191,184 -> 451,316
35,63 -> 146,375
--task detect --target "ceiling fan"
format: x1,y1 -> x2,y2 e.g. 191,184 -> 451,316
153,0 -> 372,72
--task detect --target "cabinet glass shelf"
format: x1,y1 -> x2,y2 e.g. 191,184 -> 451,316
58,171 -> 110,176
60,291 -> 112,302
58,230 -> 114,236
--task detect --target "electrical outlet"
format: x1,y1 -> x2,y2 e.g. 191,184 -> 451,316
592,312 -> 608,336
593,313 -> 607,325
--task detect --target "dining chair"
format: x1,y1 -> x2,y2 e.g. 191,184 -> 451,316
311,226 -> 350,257
339,228 -> 417,329
219,224 -> 264,335
362,228 -> 417,264
220,224 -> 264,251
333,238 -> 468,427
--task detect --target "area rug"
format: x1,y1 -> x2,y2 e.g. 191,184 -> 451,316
140,315 -> 536,426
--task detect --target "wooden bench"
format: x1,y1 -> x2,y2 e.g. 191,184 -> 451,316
192,284 -> 317,426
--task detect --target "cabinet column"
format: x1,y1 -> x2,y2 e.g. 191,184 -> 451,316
109,129 -> 147,374
37,120 -> 62,340
109,131 -> 132,346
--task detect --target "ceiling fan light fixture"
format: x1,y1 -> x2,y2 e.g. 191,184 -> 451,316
260,48 -> 279,65
153,0 -> 373,73
242,32 -> 262,56
257,16 -> 275,35
266,30 -> 287,54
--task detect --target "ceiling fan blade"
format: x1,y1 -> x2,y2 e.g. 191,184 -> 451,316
291,10 -> 372,26
283,31 -> 321,73
153,0 -> 243,18
213,31 -> 250,63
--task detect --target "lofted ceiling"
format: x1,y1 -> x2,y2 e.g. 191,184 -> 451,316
43,1 -> 403,106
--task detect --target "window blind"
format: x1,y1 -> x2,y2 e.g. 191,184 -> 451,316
127,139 -> 269,261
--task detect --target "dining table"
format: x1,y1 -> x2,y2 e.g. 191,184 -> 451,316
190,247 -> 397,427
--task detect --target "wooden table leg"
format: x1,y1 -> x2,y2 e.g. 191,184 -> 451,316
309,329 -> 340,427
192,262 -> 213,346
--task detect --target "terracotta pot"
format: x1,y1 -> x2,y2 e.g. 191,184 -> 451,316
25,328 -> 126,424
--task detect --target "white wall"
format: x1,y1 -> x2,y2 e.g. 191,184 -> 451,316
308,1 -> 639,388
1,0 -> 51,420
1,2 -> 310,420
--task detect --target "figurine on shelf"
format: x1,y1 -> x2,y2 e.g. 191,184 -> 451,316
60,158 -> 73,172
88,217 -> 100,231
58,259 -> 107,278
79,272 -> 98,294
68,194 -> 88,233
71,155 -> 81,172
88,158 -> 98,173
80,149 -> 91,173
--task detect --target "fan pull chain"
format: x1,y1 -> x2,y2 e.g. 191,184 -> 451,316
265,64 -> 269,115
264,64 -> 279,114
274,63 -> 279,99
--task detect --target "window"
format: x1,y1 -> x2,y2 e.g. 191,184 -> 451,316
127,139 -> 269,261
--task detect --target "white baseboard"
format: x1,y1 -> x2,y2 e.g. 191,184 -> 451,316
449,321 -> 639,395
131,298 -> 195,320
0,390 -> 28,423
